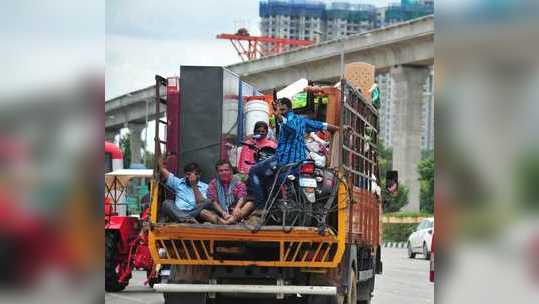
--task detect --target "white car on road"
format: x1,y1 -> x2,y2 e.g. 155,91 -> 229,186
407,217 -> 434,259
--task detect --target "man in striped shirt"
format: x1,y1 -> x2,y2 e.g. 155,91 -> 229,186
248,97 -> 339,209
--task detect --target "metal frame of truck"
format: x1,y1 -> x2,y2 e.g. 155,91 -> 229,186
148,71 -> 382,304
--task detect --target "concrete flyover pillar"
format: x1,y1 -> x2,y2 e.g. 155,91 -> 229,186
128,123 -> 145,165
390,65 -> 429,212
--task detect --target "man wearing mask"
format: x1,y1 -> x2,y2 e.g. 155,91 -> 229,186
238,121 -> 277,175
247,97 -> 339,210
207,160 -> 253,224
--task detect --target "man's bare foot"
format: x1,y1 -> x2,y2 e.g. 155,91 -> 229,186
199,210 -> 223,224
223,215 -> 240,225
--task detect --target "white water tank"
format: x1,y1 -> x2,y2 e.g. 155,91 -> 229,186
244,100 -> 270,136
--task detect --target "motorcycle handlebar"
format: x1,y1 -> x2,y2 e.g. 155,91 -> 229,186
281,160 -> 313,169
240,141 -> 257,149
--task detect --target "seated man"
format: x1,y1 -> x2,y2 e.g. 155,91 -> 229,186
207,160 -> 254,224
159,160 -> 220,224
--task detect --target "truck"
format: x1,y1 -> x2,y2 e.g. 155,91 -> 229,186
147,65 -> 386,304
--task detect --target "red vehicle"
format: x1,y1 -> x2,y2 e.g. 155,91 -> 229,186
104,142 -> 158,291
105,141 -> 124,173
104,76 -> 180,292
0,136 -> 78,286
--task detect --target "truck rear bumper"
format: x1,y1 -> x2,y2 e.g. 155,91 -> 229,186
153,283 -> 337,295
149,224 -> 345,268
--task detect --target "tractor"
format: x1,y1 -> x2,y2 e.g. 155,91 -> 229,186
104,168 -> 159,292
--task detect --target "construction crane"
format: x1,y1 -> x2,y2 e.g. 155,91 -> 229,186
217,28 -> 313,62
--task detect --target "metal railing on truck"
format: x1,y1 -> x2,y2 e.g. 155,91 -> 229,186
339,79 -> 381,248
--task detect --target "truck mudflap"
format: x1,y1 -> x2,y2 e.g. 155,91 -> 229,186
153,283 -> 337,296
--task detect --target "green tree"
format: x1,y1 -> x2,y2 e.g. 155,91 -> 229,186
377,143 -> 409,212
376,143 -> 393,186
516,149 -> 539,212
120,133 -> 131,169
382,184 -> 409,213
421,149 -> 433,160
418,151 -> 434,214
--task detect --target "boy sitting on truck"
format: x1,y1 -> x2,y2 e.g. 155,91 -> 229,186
159,161 -> 220,224
207,160 -> 254,224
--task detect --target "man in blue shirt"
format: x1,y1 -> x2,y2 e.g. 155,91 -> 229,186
159,161 -> 219,223
247,97 -> 338,209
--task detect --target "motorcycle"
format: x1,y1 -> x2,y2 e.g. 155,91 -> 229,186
266,160 -> 317,228
268,161 -> 339,230
242,142 -> 339,232
241,140 -> 276,165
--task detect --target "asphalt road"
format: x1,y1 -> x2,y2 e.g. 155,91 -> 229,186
105,248 -> 433,304
372,248 -> 433,304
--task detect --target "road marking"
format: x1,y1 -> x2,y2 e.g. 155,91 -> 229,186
383,242 -> 406,248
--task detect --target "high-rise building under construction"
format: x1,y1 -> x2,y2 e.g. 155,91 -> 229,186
259,1 -> 377,43
259,1 -> 433,43
385,0 -> 434,26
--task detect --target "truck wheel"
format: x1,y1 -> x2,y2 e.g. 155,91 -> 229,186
358,276 -> 374,304
407,242 -> 416,259
346,270 -> 358,304
307,295 -> 343,304
358,297 -> 371,304
164,293 -> 209,304
423,242 -> 431,260
105,232 -> 128,292
306,272 -> 356,304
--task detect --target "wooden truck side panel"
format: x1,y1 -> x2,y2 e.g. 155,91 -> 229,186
327,81 -> 381,249
349,188 -> 380,247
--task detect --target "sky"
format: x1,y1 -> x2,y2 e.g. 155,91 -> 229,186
106,0 -> 392,100
0,1 -> 104,99
106,0 -> 392,150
